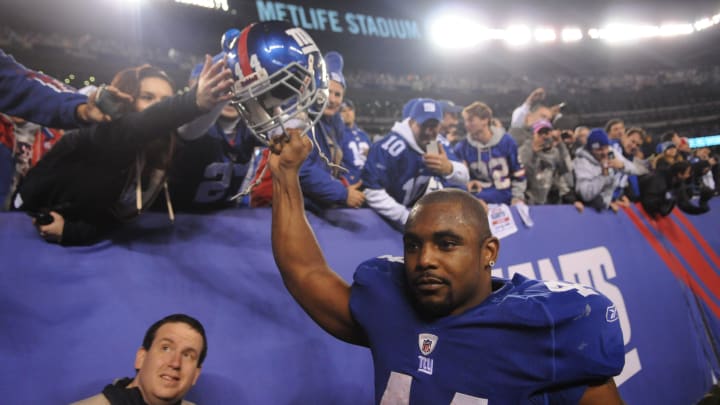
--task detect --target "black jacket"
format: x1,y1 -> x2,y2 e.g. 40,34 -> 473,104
18,87 -> 203,245
639,169 -> 710,218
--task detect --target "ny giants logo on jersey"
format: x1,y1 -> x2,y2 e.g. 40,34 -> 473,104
417,333 -> 438,375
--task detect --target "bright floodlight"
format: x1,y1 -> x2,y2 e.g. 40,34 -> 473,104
694,18 -> 713,31
504,25 -> 531,45
658,23 -> 694,37
429,14 -> 485,49
561,27 -> 583,42
534,27 -> 557,43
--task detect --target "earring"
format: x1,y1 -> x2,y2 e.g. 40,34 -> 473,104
488,260 -> 495,268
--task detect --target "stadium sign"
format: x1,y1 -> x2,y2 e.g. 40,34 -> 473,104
256,0 -> 422,39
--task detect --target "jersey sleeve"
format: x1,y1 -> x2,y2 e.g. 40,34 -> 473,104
349,256 -> 406,333
537,280 -> 626,386
0,49 -> 87,129
298,147 -> 348,206
361,141 -> 392,190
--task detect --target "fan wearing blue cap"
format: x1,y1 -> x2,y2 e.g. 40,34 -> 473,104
361,98 -> 469,227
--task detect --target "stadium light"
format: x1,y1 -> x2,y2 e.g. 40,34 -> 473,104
504,25 -> 531,46
694,18 -> 713,31
534,27 -> 557,43
429,14 -> 486,49
658,23 -> 694,37
561,27 -> 583,42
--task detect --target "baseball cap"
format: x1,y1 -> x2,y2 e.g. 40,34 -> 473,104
402,98 -> 422,119
438,99 -> 463,115
532,119 -> 553,134
586,128 -> 610,150
409,99 -> 442,126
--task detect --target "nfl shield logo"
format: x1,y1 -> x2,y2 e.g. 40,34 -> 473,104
418,333 -> 438,355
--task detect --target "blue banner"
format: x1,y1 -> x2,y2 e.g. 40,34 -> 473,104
0,200 -> 718,404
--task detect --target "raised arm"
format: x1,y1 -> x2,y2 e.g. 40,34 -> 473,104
269,129 -> 366,346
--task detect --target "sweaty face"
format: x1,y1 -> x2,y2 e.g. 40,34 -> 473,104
135,77 -> 174,113
131,322 -> 203,405
323,80 -> 344,116
403,202 -> 494,319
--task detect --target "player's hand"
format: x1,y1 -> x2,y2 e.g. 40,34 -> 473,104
36,211 -> 64,243
423,142 -> 452,176
574,200 -> 585,213
346,181 -> 365,208
467,180 -> 483,194
77,85 -> 132,124
195,54 -> 234,111
268,127 -> 312,176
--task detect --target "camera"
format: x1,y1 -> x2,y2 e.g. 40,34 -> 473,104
95,84 -> 128,119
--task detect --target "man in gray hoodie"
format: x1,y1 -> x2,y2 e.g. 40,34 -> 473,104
574,128 -> 628,212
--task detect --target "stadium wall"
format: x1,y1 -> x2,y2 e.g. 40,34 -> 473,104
0,200 -> 719,404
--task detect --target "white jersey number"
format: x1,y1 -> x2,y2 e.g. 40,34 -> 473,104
380,371 -> 488,405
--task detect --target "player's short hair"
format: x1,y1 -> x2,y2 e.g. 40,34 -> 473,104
408,189 -> 491,242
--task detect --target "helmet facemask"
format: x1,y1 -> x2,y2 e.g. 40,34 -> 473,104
230,60 -> 328,145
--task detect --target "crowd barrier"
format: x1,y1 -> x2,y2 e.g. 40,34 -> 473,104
1,199 -> 719,404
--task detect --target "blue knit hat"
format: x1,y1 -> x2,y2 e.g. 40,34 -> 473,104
586,128 -> 609,150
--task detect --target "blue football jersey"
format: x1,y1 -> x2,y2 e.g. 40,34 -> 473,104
362,132 -> 438,207
299,113 -> 348,207
350,256 -> 625,404
340,124 -> 371,185
167,121 -> 257,211
453,134 -> 526,204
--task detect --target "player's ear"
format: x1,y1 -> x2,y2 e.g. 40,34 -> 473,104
482,237 -> 499,270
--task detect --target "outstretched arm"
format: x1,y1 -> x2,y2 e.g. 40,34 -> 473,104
269,129 -> 367,346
